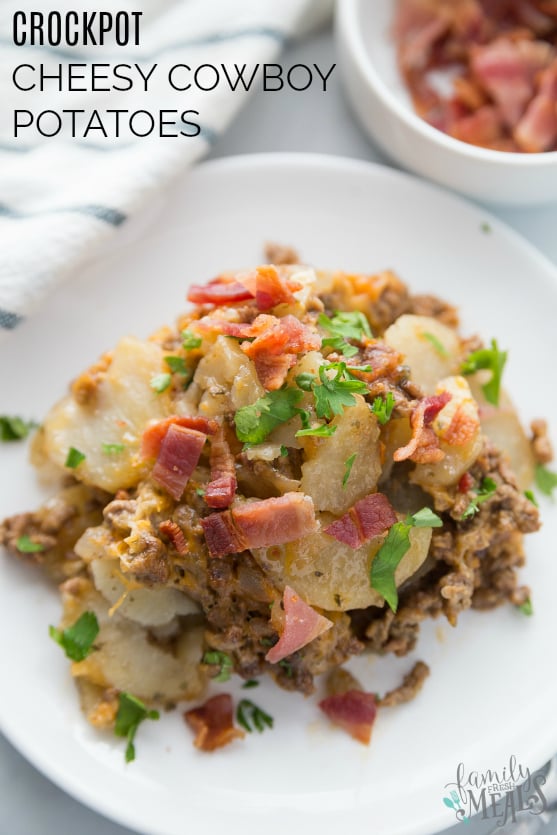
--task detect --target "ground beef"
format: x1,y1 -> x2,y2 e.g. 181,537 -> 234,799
530,418 -> 554,465
379,661 -> 430,707
264,242 -> 300,265
407,294 -> 459,328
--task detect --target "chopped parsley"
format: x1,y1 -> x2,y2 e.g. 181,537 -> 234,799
150,373 -> 172,394
164,355 -> 188,374
524,490 -> 539,508
102,442 -> 125,455
49,611 -> 99,662
280,445 -> 288,457
182,330 -> 202,350
0,415 -> 38,442
535,464 -> 557,497
65,447 -> 86,469
202,650 -> 233,683
114,692 -> 160,763
236,699 -> 274,734
318,310 -> 372,358
481,222 -> 492,234
370,508 -> 442,612
278,659 -> 293,678
461,477 -> 498,520
242,679 -> 260,689
235,388 -> 302,444
370,392 -> 395,425
295,423 -> 337,438
16,535 -> 44,553
421,331 -> 448,358
517,598 -> 533,616
343,453 -> 357,488
461,339 -> 507,406
297,363 -> 368,421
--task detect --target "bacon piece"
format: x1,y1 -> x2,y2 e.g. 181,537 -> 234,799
443,403 -> 479,446
142,415 -> 217,459
241,314 -> 321,390
159,520 -> 188,554
265,585 -> 333,664
201,493 -> 317,558
187,277 -> 254,306
184,694 -> 245,752
394,392 -> 451,464
450,105 -> 504,145
458,471 -> 474,493
324,493 -> 398,549
151,425 -> 207,500
205,425 -> 237,508
254,265 -> 297,311
318,690 -> 378,745
514,58 -> 557,151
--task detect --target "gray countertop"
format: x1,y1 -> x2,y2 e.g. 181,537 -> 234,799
1,25 -> 556,835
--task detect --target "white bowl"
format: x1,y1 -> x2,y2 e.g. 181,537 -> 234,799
336,0 -> 557,206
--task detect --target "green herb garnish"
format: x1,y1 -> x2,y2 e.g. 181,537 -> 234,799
202,650 -> 233,683
461,339 -> 507,406
114,692 -> 160,763
318,311 -> 372,357
242,679 -> 260,689
524,490 -> 539,508
370,508 -> 442,612
164,355 -> 188,374
461,477 -> 498,520
65,447 -> 86,468
535,464 -> 557,497
150,373 -> 172,394
421,331 -> 449,358
517,598 -> 533,616
182,330 -> 202,350
280,445 -> 288,457
0,415 -> 38,441
295,423 -> 337,438
49,611 -> 99,662
102,442 -> 125,455
235,388 -> 302,444
342,453 -> 357,488
16,535 -> 44,553
236,699 -> 274,734
309,363 -> 368,420
370,392 -> 395,426
481,222 -> 492,234
278,659 -> 293,678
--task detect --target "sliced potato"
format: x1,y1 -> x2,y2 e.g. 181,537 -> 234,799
43,337 -> 170,491
384,315 -> 460,393
252,521 -> 432,611
300,395 -> 381,514
194,335 -> 264,416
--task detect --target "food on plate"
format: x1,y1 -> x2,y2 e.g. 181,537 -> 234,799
394,0 -> 557,152
1,245 -> 550,757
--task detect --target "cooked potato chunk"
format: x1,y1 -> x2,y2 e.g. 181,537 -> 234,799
194,335 -> 264,416
384,315 -> 460,392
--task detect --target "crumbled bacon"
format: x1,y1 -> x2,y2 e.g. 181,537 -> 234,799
205,425 -> 237,509
184,694 -> 245,752
254,265 -> 297,311
201,493 -> 317,558
324,493 -> 398,549
241,314 -> 321,390
159,520 -> 189,554
458,471 -> 475,493
318,690 -> 378,745
265,585 -> 333,664
151,425 -> 207,500
187,277 -> 254,306
142,416 -> 217,460
393,392 -> 451,464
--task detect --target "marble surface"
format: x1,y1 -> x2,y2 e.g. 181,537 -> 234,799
1,25 -> 556,835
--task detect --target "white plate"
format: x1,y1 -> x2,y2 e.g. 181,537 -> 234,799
1,154 -> 557,835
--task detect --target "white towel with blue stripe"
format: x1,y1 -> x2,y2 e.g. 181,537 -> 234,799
0,0 -> 332,331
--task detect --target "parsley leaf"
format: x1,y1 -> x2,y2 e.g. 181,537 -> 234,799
517,598 -> 533,616
461,339 -> 507,406
295,424 -> 337,438
0,415 -> 38,442
343,453 -> 357,488
535,464 -> 557,497
461,477 -> 498,520
65,447 -> 86,469
421,331 -> 449,358
202,650 -> 233,683
150,373 -> 172,394
524,490 -> 539,508
280,445 -> 288,457
49,611 -> 99,662
370,508 -> 442,612
278,659 -> 293,678
235,388 -> 302,444
318,311 -> 372,341
313,363 -> 368,420
236,699 -> 274,734
242,679 -> 260,689
371,392 -> 395,425
164,355 -> 188,374
16,535 -> 44,553
182,330 -> 202,350
114,692 -> 160,763
102,442 -> 125,455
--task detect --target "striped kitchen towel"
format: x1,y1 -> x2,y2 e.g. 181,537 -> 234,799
0,0 -> 332,331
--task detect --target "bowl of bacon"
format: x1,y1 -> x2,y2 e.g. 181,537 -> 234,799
336,0 -> 557,205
